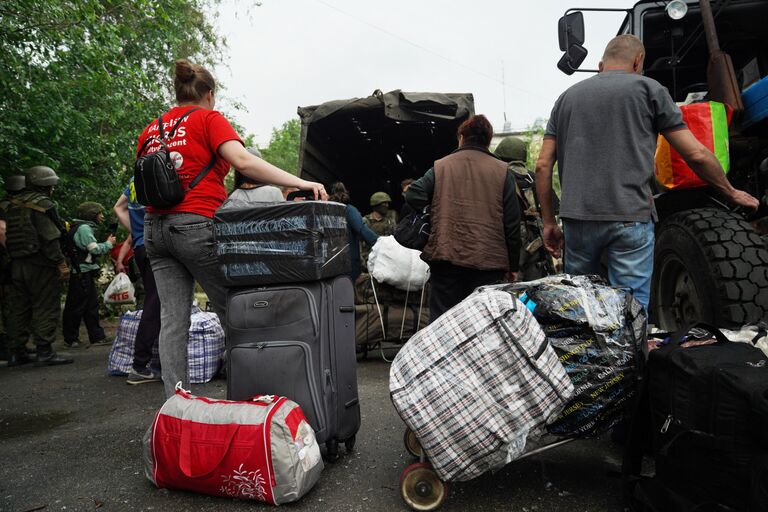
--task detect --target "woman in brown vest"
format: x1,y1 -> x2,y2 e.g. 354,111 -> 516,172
405,114 -> 521,322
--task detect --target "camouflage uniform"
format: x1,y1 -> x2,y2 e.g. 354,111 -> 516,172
2,167 -> 72,366
361,192 -> 397,267
495,137 -> 551,281
0,176 -> 25,360
363,210 -> 397,237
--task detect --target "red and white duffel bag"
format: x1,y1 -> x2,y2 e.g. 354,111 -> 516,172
143,384 -> 323,504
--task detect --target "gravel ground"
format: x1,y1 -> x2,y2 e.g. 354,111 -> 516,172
0,320 -> 626,512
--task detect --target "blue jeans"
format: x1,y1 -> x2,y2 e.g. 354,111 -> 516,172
145,213 -> 227,398
562,219 -> 654,310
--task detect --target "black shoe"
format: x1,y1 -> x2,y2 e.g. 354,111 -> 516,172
7,353 -> 34,367
34,351 -> 74,366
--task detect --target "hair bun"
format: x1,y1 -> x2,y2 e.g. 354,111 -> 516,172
175,59 -> 196,84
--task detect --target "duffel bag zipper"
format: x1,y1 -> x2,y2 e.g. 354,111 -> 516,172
660,414 -> 683,434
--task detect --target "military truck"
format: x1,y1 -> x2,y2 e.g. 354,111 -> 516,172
297,89 -> 474,214
556,0 -> 768,329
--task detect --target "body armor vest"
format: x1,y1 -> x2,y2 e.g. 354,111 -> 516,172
5,191 -> 50,258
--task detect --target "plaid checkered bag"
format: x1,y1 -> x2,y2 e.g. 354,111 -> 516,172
389,287 -> 574,482
187,311 -> 226,383
107,310 -> 225,383
108,311 -> 159,376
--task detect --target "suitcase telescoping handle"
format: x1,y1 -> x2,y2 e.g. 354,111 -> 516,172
339,306 -> 354,313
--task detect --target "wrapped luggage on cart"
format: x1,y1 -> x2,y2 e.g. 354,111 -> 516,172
390,275 -> 645,510
356,236 -> 431,359
389,286 -> 574,490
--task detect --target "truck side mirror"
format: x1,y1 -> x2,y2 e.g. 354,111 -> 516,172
557,44 -> 589,75
558,12 -> 585,51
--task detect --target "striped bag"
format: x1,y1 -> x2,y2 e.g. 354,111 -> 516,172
389,286 -> 574,482
655,101 -> 732,190
107,309 -> 225,383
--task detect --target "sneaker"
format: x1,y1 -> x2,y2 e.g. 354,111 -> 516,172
90,338 -> 111,347
127,367 -> 161,385
64,340 -> 82,349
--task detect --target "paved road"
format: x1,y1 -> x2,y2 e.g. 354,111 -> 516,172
1,328 -> 625,512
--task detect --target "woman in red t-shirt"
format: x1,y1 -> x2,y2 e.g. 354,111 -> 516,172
139,59 -> 327,398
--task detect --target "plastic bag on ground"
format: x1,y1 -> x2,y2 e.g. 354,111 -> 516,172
103,272 -> 136,305
368,235 -> 429,291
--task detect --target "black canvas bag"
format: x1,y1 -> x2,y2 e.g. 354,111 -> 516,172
134,108 -> 217,208
393,206 -> 430,250
625,324 -> 768,511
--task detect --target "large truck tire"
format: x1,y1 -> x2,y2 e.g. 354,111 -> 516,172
652,208 -> 768,330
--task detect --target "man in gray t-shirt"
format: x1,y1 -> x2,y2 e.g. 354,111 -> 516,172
536,35 -> 757,309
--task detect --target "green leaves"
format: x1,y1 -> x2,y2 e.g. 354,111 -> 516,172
0,0 -> 226,217
260,119 -> 301,176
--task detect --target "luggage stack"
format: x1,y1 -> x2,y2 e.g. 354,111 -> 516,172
214,200 -> 361,459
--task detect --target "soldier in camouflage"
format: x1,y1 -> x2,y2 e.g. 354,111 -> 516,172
0,175 -> 27,360
361,191 -> 396,268
494,136 -> 553,281
2,166 -> 73,366
363,192 -> 397,236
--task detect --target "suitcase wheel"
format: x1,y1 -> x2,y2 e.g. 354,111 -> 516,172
325,439 -> 340,462
403,428 -> 423,459
344,435 -> 356,453
399,462 -> 447,511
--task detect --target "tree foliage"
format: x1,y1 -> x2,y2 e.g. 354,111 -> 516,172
0,0 -> 226,216
260,119 -> 301,175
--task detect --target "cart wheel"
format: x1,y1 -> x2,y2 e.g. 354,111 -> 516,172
399,462 -> 447,511
403,427 -> 423,459
344,435 -> 356,453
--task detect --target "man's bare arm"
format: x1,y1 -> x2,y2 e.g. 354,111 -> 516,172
535,138 -> 564,257
535,138 -> 558,225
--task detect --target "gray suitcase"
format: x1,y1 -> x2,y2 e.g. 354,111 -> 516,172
226,275 -> 360,459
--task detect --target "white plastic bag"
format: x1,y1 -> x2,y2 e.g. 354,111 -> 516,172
367,235 -> 430,291
103,272 -> 136,305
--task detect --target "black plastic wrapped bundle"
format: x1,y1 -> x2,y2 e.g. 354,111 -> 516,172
515,274 -> 646,438
213,199 -> 350,286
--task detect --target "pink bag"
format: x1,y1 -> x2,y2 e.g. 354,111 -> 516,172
143,386 -> 323,504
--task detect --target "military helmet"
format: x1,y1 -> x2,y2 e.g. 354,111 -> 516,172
24,166 -> 60,187
494,137 -> 527,163
76,201 -> 105,221
370,191 -> 392,206
4,175 -> 25,193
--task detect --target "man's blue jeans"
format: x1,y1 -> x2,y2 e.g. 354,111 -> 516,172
562,219 -> 655,310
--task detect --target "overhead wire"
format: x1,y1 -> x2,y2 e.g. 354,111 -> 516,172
312,0 -> 547,101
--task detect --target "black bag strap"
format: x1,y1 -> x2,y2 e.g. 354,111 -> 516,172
166,108 -> 200,139
188,153 -> 218,191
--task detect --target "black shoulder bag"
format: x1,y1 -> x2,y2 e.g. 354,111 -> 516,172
393,205 -> 431,251
134,108 -> 217,208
